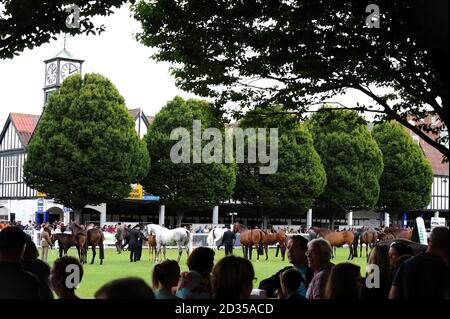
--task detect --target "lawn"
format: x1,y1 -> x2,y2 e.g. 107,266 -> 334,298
46,246 -> 368,299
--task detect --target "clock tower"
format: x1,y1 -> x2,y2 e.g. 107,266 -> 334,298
43,48 -> 84,105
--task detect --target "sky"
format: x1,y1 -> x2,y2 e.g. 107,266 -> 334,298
0,4 -> 376,129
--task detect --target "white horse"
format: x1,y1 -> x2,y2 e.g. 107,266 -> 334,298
146,224 -> 191,263
207,227 -> 228,249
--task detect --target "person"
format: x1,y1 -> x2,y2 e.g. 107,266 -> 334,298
95,277 -> 155,299
324,263 -> 363,299
259,235 -> 314,298
128,225 -> 146,262
279,268 -> 306,299
389,241 -> 414,277
362,244 -> 391,300
50,255 -> 84,299
389,226 -> 449,299
115,223 -> 124,254
0,227 -> 40,299
176,247 -> 215,299
219,228 -> 236,256
152,260 -> 181,299
135,226 -> 147,261
212,255 -> 255,299
40,226 -> 52,263
22,236 -> 53,299
305,238 -> 334,299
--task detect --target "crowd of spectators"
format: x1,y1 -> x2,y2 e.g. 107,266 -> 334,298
0,224 -> 447,299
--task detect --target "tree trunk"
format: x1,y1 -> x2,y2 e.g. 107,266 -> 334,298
330,213 -> 335,230
176,210 -> 184,227
73,208 -> 82,225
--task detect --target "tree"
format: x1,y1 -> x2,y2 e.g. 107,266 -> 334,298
308,107 -> 384,228
372,121 -> 433,216
24,73 -> 150,220
0,0 -> 128,59
133,0 -> 448,159
142,96 -> 236,226
233,106 -> 326,227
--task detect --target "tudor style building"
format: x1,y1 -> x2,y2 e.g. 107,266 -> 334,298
0,49 -> 154,224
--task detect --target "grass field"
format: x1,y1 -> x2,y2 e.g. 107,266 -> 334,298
46,246 -> 368,298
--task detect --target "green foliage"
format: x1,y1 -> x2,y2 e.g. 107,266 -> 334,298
233,106 -> 326,211
132,0 -> 448,158
0,0 -> 128,59
372,121 -> 434,214
142,96 -> 236,212
24,73 -> 150,210
308,107 -> 384,212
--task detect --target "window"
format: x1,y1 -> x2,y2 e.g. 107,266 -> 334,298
3,156 -> 18,183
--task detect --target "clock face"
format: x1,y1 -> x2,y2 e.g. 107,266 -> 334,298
60,62 -> 79,81
46,63 -> 57,85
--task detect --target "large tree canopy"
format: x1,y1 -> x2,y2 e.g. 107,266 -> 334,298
24,73 -> 150,212
308,108 -> 384,220
0,0 -> 128,59
233,106 -> 326,219
372,121 -> 433,215
142,96 -> 236,225
133,0 -> 448,158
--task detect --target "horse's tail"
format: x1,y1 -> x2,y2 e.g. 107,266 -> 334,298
186,229 -> 193,254
257,230 -> 264,255
99,230 -> 105,261
207,229 -> 214,247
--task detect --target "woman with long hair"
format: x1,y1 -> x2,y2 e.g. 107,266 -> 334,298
152,259 -> 180,299
324,263 -> 362,299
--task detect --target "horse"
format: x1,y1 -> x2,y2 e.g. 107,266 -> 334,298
207,227 -> 227,249
85,227 -> 105,265
68,222 -> 88,264
148,234 -> 157,262
379,226 -> 413,241
311,227 -> 355,260
376,238 -> 427,255
146,224 -> 191,263
232,223 -> 265,261
50,233 -> 78,258
360,229 -> 378,259
262,229 -> 287,261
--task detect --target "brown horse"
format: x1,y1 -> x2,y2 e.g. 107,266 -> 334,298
50,233 -> 79,258
262,229 -> 287,261
233,223 -> 265,261
148,234 -> 157,262
311,227 -> 355,260
379,226 -> 413,240
360,229 -> 378,258
85,226 -> 105,265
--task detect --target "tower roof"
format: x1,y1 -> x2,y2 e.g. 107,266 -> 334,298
44,49 -> 84,63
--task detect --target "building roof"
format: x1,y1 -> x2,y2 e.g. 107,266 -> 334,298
2,109 -> 152,147
406,114 -> 449,176
9,113 -> 40,146
43,49 -> 84,63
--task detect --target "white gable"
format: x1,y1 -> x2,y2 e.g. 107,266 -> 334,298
0,121 -> 23,151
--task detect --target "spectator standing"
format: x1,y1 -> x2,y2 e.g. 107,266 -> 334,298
325,263 -> 362,299
362,244 -> 391,300
279,268 -> 306,299
152,260 -> 181,299
0,227 -> 40,299
50,256 -> 84,299
259,235 -> 313,298
389,227 -> 449,299
305,238 -> 334,299
95,277 -> 155,299
212,255 -> 255,299
176,247 -> 215,299
40,227 -> 52,263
